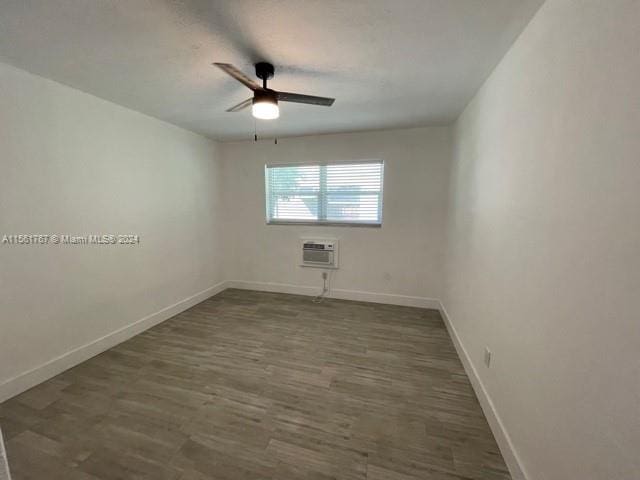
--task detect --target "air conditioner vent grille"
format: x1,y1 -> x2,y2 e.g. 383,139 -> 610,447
303,249 -> 331,264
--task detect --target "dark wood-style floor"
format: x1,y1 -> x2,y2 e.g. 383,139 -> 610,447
0,289 -> 510,480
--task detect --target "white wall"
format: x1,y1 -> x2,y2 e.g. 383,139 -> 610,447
0,61 -> 225,400
220,127 -> 451,305
444,1 -> 640,479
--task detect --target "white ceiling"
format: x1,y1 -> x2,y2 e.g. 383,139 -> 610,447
0,0 -> 543,141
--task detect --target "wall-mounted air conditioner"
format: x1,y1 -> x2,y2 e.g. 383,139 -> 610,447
300,238 -> 338,269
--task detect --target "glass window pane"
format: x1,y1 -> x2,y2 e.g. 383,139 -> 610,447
266,162 -> 383,225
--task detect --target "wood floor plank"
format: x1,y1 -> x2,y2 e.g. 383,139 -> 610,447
0,289 -> 511,479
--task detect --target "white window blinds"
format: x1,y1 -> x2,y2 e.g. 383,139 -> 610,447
265,161 -> 384,225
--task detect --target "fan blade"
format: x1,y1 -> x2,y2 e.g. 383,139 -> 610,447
276,91 -> 335,106
226,97 -> 253,112
214,63 -> 261,91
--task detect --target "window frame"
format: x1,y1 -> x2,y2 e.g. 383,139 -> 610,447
264,160 -> 384,227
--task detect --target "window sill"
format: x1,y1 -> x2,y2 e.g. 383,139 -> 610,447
267,221 -> 382,228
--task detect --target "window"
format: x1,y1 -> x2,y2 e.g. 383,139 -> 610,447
265,161 -> 384,225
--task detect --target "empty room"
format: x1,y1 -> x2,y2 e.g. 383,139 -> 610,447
0,1 -> 638,479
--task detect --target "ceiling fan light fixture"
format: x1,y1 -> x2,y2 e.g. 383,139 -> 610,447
252,92 -> 279,120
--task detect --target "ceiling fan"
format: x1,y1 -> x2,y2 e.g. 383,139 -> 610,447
214,62 -> 335,120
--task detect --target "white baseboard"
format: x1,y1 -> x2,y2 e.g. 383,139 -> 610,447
0,281 -> 228,403
438,301 -> 528,480
226,280 -> 440,309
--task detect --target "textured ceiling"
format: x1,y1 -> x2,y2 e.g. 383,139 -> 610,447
0,0 -> 543,141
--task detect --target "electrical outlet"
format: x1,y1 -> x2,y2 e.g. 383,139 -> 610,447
484,347 -> 492,368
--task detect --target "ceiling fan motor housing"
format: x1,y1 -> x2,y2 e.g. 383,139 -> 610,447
255,62 -> 275,81
253,89 -> 278,104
